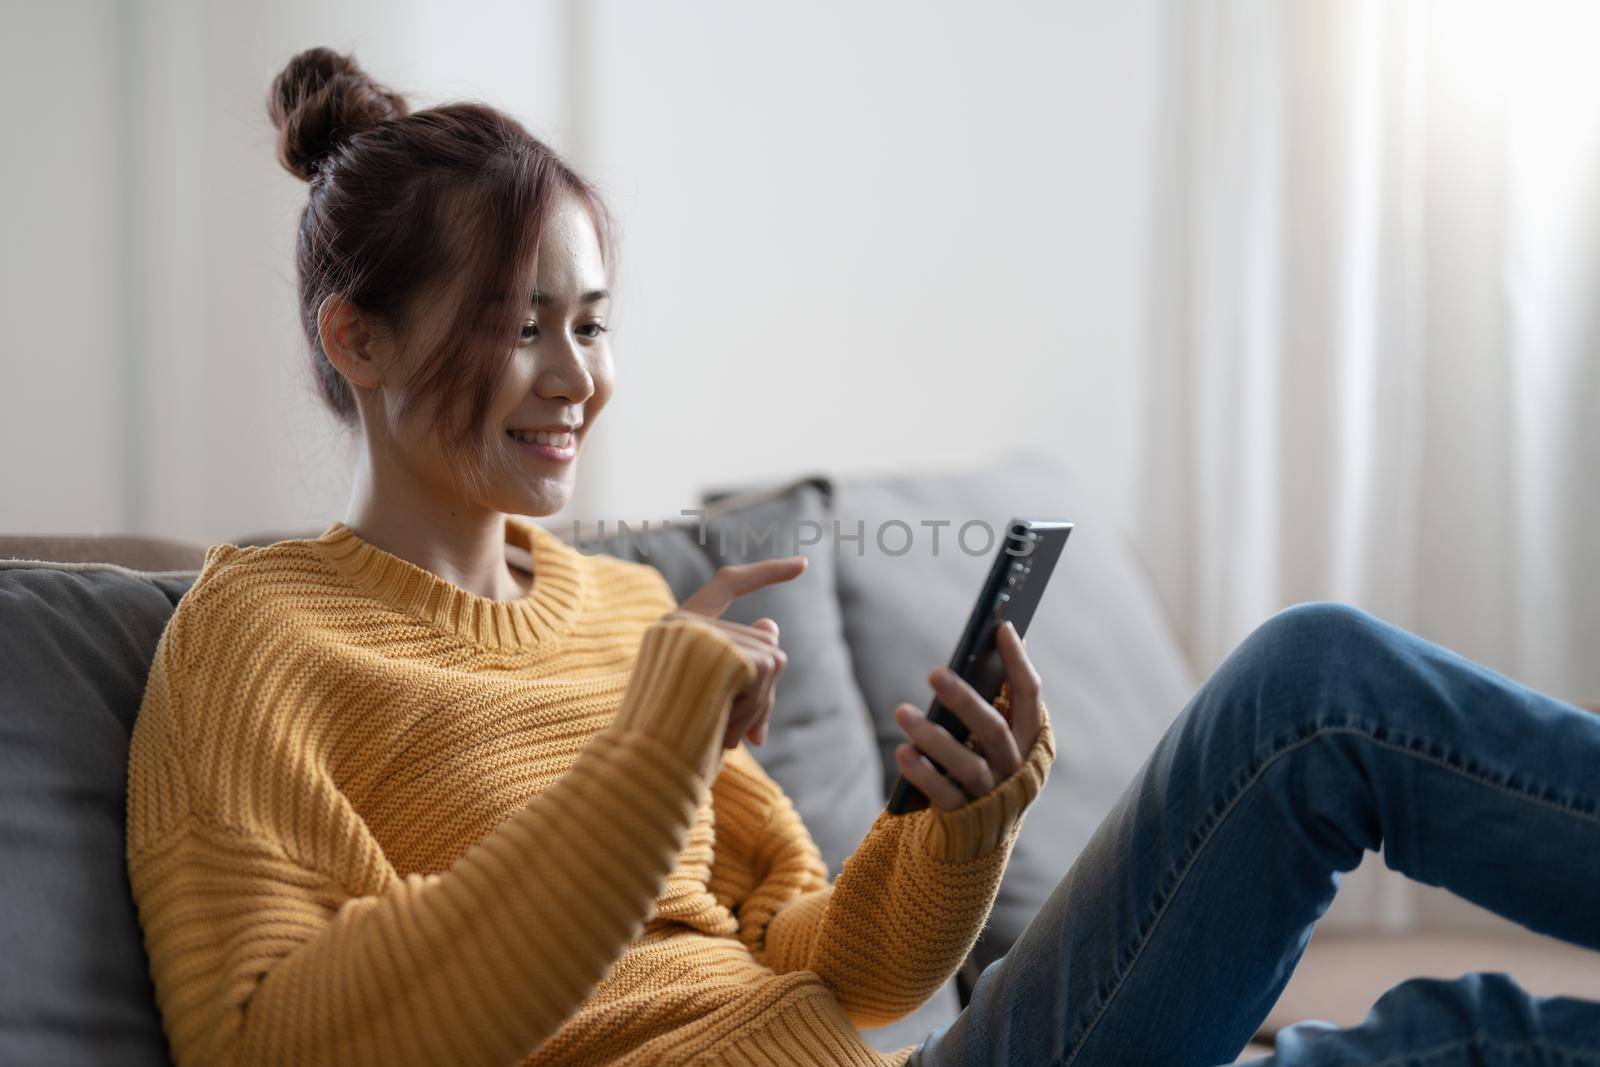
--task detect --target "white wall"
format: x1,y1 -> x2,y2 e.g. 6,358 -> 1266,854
0,0 -> 126,533
0,0 -> 1162,549
580,0 -> 1162,531
121,0 -> 577,544
4,1 -> 1588,944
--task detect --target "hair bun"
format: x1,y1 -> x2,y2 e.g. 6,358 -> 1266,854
268,47 -> 409,182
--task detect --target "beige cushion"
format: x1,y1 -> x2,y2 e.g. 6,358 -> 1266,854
0,534 -> 206,572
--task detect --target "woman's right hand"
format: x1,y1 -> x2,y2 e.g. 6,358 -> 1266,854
664,556 -> 807,750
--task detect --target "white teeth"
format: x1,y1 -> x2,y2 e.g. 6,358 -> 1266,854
508,429 -> 573,448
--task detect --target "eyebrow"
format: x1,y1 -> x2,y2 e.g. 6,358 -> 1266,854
531,289 -> 610,308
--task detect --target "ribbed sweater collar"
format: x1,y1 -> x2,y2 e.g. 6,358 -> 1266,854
312,514 -> 586,652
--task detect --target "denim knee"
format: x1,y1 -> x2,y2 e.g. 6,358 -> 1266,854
1246,602 -> 1388,668
1202,602 -> 1396,746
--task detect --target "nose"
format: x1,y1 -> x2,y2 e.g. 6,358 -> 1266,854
534,331 -> 595,404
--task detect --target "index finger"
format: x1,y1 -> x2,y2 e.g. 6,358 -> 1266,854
996,620 -> 1043,745
679,556 -> 808,617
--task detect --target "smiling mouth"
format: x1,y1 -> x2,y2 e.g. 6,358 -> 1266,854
505,428 -> 579,465
506,428 -> 576,447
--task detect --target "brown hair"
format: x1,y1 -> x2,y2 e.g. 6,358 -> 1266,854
266,46 -> 615,500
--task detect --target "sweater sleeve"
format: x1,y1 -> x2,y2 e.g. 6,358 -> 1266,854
720,687 -> 1056,1028
125,615 -> 755,1067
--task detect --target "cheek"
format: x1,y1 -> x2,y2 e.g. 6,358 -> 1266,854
496,363 -> 539,417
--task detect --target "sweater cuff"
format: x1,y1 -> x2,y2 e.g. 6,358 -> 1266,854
918,704 -> 1056,864
607,617 -> 758,775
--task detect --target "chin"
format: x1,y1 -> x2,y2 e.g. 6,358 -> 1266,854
514,475 -> 576,518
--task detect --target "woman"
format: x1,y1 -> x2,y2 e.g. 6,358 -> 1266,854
125,47 -> 1600,1067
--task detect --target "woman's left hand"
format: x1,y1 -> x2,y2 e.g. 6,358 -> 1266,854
891,620 -> 1044,811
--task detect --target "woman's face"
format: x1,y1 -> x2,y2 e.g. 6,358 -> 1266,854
368,190 -> 615,518
487,192 -> 614,515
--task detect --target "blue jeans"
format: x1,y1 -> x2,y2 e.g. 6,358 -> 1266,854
907,603 -> 1600,1066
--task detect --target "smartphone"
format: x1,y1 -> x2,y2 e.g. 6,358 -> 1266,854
885,517 -> 1072,815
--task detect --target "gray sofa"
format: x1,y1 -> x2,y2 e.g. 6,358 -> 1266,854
3,453 -> 1594,1064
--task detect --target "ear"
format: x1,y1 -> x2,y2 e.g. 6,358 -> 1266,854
317,293 -> 385,391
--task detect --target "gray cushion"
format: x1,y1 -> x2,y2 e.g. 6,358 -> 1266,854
832,452 -> 1201,980
568,480 -> 958,1052
581,477 -> 886,875
689,477 -> 885,875
0,560 -> 191,1066
693,476 -> 961,1050
566,483 -> 959,1052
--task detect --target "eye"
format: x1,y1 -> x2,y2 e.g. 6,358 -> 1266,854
517,321 -> 539,346
576,323 -> 609,339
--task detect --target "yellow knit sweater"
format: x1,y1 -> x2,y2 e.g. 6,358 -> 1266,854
125,514 -> 1055,1066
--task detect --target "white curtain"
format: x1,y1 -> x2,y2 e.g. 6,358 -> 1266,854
1140,0 -> 1600,928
